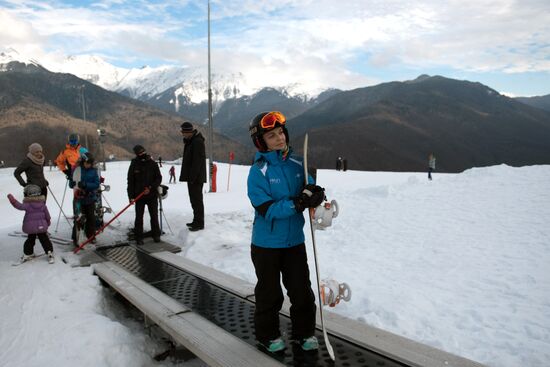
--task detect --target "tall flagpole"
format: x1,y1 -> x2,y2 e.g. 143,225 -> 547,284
207,0 -> 214,192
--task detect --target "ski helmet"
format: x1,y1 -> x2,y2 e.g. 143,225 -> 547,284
249,111 -> 289,151
68,133 -> 80,146
81,152 -> 94,164
24,184 -> 42,197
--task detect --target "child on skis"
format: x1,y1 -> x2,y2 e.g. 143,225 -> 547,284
70,153 -> 100,243
7,184 -> 55,264
247,111 -> 325,353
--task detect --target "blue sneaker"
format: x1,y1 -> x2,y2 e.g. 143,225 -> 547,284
300,336 -> 319,351
263,338 -> 285,353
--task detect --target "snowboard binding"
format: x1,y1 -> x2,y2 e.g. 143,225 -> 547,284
320,279 -> 352,307
312,199 -> 339,230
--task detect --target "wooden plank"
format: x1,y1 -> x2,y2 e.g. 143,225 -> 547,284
94,262 -> 189,315
93,261 -> 284,367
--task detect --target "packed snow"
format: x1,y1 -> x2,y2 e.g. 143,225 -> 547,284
1,161 -> 549,367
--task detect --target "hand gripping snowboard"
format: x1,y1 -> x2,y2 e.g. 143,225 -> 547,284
303,133 -> 335,361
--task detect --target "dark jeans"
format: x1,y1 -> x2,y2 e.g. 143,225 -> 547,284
251,244 -> 316,343
428,167 -> 433,180
187,182 -> 204,226
24,233 -> 53,255
81,202 -> 96,238
169,174 -> 176,183
134,194 -> 160,239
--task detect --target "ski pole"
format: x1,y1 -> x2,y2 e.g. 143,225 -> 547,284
158,196 -> 163,233
161,207 -> 174,234
48,185 -> 72,229
74,189 -> 147,254
101,193 -> 120,224
54,180 -> 69,232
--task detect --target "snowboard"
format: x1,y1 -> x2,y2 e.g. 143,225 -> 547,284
303,133 -> 335,361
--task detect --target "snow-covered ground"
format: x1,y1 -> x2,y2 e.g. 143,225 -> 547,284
1,161 -> 549,367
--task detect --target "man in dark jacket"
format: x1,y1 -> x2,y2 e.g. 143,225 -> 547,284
179,122 -> 206,231
127,145 -> 162,244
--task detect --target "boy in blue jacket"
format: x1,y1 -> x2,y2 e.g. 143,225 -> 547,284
70,153 -> 100,243
247,111 -> 325,353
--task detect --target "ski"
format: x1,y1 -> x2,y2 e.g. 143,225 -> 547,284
11,253 -> 46,266
303,133 -> 335,361
8,231 -> 71,246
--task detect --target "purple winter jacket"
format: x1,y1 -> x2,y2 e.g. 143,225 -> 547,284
8,195 -> 51,234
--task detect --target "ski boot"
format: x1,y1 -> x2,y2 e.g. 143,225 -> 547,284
300,336 -> 319,351
261,338 -> 285,353
47,251 -> 55,264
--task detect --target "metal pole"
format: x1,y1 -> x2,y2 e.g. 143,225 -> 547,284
81,85 -> 89,148
207,0 -> 214,192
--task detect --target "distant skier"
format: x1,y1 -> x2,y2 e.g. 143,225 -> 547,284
127,145 -> 162,245
70,153 -> 100,243
247,111 -> 325,353
342,157 -> 348,171
428,153 -> 436,180
14,143 -> 49,200
7,184 -> 55,264
336,157 -> 342,171
158,155 -> 163,167
169,165 -> 176,184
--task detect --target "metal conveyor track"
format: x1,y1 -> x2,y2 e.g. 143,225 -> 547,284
96,245 -> 408,367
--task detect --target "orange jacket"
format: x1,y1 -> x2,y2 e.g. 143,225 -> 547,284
55,144 -> 86,172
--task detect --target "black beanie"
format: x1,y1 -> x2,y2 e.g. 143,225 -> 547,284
133,145 -> 146,155
180,121 -> 194,133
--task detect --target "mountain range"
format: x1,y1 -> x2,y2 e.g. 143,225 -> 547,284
0,61 -> 251,166
287,75 -> 550,172
2,48 -> 550,172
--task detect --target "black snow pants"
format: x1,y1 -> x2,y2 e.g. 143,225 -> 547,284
134,194 -> 160,239
251,243 -> 316,344
24,233 -> 53,255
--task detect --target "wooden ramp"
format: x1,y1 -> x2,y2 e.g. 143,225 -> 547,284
94,260 -> 284,367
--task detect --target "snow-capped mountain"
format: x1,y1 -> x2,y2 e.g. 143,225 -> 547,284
0,48 -> 326,106
0,48 -> 41,70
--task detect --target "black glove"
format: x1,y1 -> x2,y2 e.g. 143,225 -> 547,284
294,184 -> 325,212
68,180 -> 76,189
77,181 -> 86,189
293,197 -> 306,212
303,184 -> 325,208
63,169 -> 71,179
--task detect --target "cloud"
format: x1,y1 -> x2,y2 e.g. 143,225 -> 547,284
0,0 -> 549,93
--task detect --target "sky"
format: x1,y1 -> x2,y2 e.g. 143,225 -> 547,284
0,0 -> 549,96
1,161 -> 549,367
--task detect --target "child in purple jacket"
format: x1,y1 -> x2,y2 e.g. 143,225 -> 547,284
7,184 -> 55,264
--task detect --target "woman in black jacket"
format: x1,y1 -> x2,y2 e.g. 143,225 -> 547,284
14,143 -> 49,200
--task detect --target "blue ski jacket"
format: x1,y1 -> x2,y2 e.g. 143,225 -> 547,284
77,166 -> 100,205
247,149 -> 313,248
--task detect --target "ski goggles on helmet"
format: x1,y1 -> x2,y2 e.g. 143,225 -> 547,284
260,111 -> 286,130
